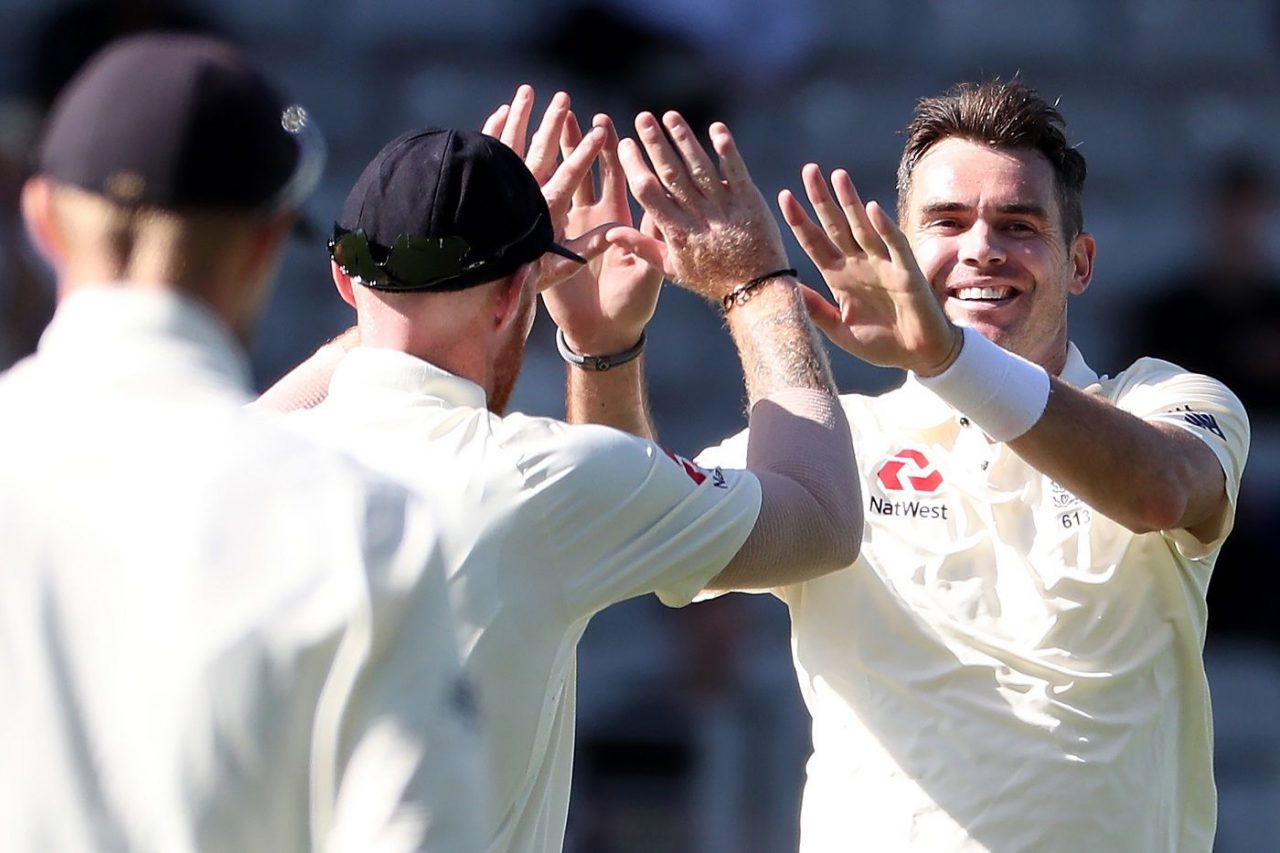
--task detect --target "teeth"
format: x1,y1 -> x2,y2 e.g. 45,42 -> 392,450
954,286 -> 1014,301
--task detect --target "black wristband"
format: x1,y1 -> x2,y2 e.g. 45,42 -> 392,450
721,267 -> 797,312
556,328 -> 646,371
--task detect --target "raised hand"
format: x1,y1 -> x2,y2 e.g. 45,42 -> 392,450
612,111 -> 789,303
540,112 -> 662,355
780,164 -> 960,375
482,85 -> 610,290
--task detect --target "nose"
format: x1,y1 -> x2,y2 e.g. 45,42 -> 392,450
958,221 -> 1006,268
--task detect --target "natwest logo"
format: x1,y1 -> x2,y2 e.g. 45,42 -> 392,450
876,449 -> 943,493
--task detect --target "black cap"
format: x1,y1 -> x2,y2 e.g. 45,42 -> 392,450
337,127 -> 582,292
36,33 -> 323,212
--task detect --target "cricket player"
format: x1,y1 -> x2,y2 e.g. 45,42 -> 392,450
270,104 -> 862,852
685,80 -> 1249,851
0,34 -> 486,851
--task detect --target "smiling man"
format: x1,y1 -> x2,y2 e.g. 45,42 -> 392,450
688,79 -> 1250,852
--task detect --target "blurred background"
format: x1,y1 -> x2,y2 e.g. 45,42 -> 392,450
1,0 -> 1278,849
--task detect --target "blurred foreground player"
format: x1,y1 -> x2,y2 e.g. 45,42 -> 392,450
0,34 -> 485,851
690,80 -> 1250,852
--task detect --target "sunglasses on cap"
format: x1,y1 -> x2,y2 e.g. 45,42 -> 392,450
329,213 -> 585,293
329,225 -> 484,292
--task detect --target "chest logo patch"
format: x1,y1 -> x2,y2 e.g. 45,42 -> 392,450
876,449 -> 943,492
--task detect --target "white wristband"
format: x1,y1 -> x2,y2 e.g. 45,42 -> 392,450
915,326 -> 1050,441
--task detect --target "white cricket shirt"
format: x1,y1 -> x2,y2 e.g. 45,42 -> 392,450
698,344 -> 1249,853
287,346 -> 762,853
0,289 -> 486,853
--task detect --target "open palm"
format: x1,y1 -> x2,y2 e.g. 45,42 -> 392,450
545,112 -> 661,354
781,165 -> 958,374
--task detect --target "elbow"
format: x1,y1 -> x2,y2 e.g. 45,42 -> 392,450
814,485 -> 863,569
1128,466 -> 1196,534
830,509 -> 863,567
1131,492 -> 1189,535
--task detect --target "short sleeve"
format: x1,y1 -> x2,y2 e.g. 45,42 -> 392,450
1111,359 -> 1251,558
691,426 -> 799,603
515,421 -> 762,618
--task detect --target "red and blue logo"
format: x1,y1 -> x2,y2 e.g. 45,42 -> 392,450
664,449 -> 707,485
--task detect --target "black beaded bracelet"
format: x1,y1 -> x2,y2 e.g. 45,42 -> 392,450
721,267 -> 798,312
556,328 -> 646,371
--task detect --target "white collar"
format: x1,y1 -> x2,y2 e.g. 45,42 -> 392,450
328,346 -> 488,410
39,285 -> 251,387
1058,341 -> 1101,389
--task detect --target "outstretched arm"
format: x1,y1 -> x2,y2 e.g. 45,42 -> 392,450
551,112 -> 661,439
616,112 -> 862,589
252,327 -> 359,413
487,91 -> 660,437
786,165 -> 1236,541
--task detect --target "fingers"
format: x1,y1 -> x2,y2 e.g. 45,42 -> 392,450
708,122 -> 752,189
540,223 -> 613,292
560,112 -> 596,207
593,114 -> 628,219
779,187 -> 844,268
561,222 -> 614,260
787,165 -> 888,266
639,211 -> 662,240
617,136 -> 690,230
798,283 -> 845,343
801,163 -> 860,257
830,169 -> 888,260
662,112 -> 722,200
481,103 -> 509,139
499,84 -> 535,155
605,224 -> 669,272
542,126 -> 606,222
866,201 -> 915,270
634,112 -> 695,201
526,91 -> 570,185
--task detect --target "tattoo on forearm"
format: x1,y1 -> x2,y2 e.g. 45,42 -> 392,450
728,285 -> 835,405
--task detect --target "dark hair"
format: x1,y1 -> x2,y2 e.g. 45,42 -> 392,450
896,79 -> 1087,240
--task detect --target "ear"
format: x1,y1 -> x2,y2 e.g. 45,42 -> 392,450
330,260 -> 357,308
491,263 -> 534,334
1068,231 -> 1095,296
20,176 -> 60,268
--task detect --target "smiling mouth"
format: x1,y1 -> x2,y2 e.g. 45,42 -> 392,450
949,285 -> 1018,303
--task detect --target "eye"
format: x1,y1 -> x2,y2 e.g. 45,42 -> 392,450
1005,221 -> 1036,234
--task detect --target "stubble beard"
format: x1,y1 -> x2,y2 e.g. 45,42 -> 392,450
487,322 -> 526,416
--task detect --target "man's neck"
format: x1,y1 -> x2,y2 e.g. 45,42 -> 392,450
357,318 -> 491,394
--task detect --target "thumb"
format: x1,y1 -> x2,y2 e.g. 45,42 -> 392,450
639,211 -> 663,239
538,223 -> 613,292
562,223 -> 614,261
605,225 -> 668,274
799,283 -> 844,343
